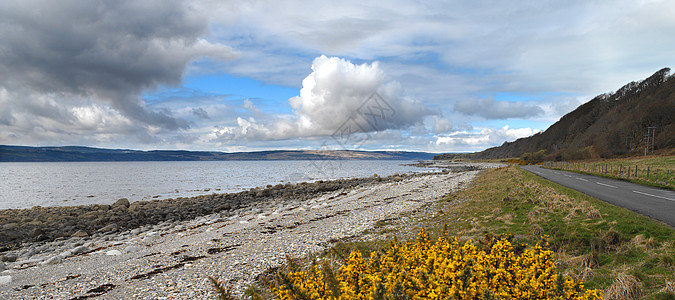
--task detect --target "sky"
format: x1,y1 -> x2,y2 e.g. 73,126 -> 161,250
1,0 -> 674,153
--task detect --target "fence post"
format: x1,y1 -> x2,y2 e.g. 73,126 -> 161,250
635,165 -> 638,178
647,166 -> 650,181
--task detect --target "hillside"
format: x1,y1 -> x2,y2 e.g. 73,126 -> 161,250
0,145 -> 436,162
436,68 -> 675,160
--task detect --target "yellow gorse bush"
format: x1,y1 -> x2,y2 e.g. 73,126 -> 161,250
272,229 -> 602,299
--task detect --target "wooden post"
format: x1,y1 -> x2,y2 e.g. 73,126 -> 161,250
647,166 -> 650,181
635,165 -> 638,178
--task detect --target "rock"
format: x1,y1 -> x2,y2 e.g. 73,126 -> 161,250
106,250 -> 122,256
124,245 -> 141,253
71,230 -> 89,238
99,223 -> 118,233
217,203 -> 232,211
30,227 -> 45,237
2,223 -> 19,230
112,198 -> 130,209
2,253 -> 18,262
42,255 -> 63,265
0,275 -> 11,285
71,245 -> 89,255
34,234 -> 51,242
0,262 -> 4,271
142,232 -> 160,243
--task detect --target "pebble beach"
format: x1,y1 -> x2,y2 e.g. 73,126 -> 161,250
0,162 -> 500,299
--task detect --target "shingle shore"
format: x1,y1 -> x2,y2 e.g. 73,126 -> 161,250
0,162 -> 500,299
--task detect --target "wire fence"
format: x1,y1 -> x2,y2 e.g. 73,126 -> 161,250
543,161 -> 674,188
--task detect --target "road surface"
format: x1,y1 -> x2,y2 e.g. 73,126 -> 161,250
521,165 -> 675,227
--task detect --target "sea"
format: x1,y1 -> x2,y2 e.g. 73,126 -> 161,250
0,160 -> 435,210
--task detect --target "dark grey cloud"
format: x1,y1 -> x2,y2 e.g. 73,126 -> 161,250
191,107 -> 210,119
453,97 -> 544,119
0,0 -> 236,143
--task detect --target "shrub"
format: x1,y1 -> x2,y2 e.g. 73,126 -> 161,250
268,229 -> 603,299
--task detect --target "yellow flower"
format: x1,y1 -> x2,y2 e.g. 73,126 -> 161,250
270,229 -> 603,300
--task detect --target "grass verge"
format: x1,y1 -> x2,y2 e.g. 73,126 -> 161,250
330,166 -> 674,299
227,165 -> 674,299
544,156 -> 675,190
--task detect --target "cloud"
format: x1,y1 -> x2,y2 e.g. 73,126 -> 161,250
191,107 -> 210,120
213,55 -> 434,142
454,97 -> 544,119
203,0 -> 675,113
435,126 -> 540,150
0,0 -> 237,145
2,0 -> 674,152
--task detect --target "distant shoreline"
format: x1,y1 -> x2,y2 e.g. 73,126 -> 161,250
0,145 -> 437,162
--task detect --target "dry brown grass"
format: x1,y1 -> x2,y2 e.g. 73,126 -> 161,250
660,280 -> 675,295
605,273 -> 643,300
630,234 -> 656,250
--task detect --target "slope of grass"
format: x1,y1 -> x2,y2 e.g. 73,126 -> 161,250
333,166 -> 675,299
224,165 -> 674,299
545,156 -> 675,190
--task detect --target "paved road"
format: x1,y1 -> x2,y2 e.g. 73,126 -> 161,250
521,165 -> 675,227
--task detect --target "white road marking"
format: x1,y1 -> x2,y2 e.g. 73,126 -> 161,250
596,182 -> 617,188
576,177 -> 588,182
633,190 -> 675,202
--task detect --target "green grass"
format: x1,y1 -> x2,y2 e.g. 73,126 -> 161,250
232,165 -> 674,299
544,156 -> 675,190
330,165 -> 675,299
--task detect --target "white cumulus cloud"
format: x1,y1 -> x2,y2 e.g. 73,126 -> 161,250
213,55 -> 433,142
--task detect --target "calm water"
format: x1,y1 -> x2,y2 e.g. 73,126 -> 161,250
0,160 -> 433,210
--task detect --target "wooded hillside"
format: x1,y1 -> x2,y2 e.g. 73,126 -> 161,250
437,68 -> 675,160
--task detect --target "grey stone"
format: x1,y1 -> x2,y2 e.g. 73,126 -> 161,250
42,255 -> 63,265
142,231 -> 160,244
71,230 -> 89,238
0,275 -> 11,285
124,245 -> 141,253
99,223 -> 118,233
106,250 -> 122,256
71,245 -> 89,255
2,253 -> 18,262
112,198 -> 130,209
2,223 -> 19,230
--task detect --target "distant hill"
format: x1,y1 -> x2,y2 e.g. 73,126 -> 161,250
0,145 -> 436,162
436,68 -> 675,161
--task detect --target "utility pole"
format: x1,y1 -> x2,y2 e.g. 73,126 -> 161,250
648,127 -> 656,153
644,127 -> 656,156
